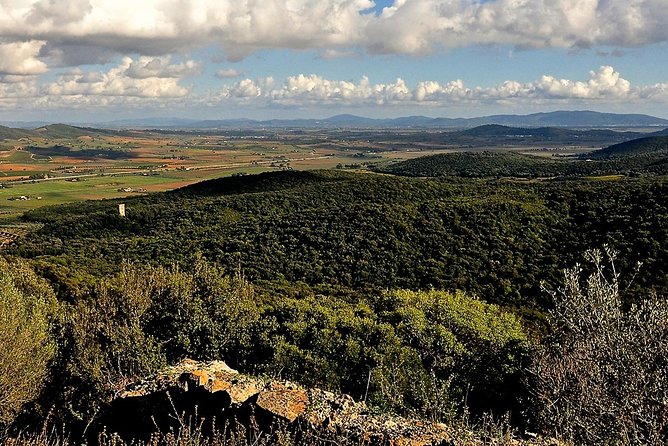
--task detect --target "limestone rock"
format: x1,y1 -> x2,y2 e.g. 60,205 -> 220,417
256,381 -> 309,422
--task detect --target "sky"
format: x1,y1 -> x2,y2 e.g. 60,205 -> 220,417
1,0 -> 668,122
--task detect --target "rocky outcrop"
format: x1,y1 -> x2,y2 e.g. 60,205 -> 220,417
101,359 -> 562,446
101,359 -> 453,445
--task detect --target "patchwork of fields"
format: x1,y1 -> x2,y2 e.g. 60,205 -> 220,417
0,127 -> 450,217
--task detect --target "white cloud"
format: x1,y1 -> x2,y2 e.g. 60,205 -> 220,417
45,56 -> 192,99
124,56 -> 201,79
1,65 -> 667,113
0,41 -> 48,75
0,0 -> 666,70
318,49 -> 360,59
638,83 -> 668,100
215,68 -> 243,79
366,0 -> 668,54
0,79 -> 40,103
221,77 -> 275,99
536,66 -> 631,99
26,0 -> 93,26
213,66 -> 668,107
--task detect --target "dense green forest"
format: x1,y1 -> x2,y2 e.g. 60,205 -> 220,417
8,170 -> 667,310
589,135 -> 668,158
378,151 -> 668,178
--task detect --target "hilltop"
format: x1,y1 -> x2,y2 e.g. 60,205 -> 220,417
378,149 -> 668,178
458,124 -> 633,140
0,125 -> 36,140
588,135 -> 668,158
379,151 -> 565,178
0,123 -> 123,140
33,123 -> 118,139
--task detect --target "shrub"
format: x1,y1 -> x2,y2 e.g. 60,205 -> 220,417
63,258 -> 263,416
373,289 -> 531,419
67,263 -> 165,388
148,259 -> 263,367
267,295 -> 397,398
0,257 -> 57,427
533,247 -> 668,445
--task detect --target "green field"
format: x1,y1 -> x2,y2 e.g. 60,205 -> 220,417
0,167 -> 271,218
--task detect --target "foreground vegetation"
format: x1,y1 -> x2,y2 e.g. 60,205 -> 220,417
1,247 -> 666,445
1,256 -> 529,434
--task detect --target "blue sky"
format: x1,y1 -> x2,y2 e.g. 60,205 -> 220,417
0,0 -> 667,122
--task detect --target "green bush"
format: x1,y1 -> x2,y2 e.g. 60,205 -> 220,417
66,263 -> 165,388
266,295 -> 397,397
38,258 -> 531,429
257,287 -> 531,420
373,289 -> 531,418
0,257 -> 57,426
146,259 -> 264,367
61,258 -> 264,417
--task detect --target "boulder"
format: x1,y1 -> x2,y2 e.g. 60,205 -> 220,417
256,381 -> 309,422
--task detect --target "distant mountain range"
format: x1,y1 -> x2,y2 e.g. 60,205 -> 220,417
87,111 -> 668,130
1,114 -> 668,150
3,110 -> 667,130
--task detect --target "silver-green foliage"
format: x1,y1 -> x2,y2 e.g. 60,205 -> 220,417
534,247 -> 668,445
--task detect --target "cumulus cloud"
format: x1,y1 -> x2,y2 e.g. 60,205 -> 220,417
124,56 -> 201,79
212,66 -> 668,107
26,0 -> 93,26
269,74 -> 410,104
221,77 -> 275,99
0,80 -> 40,106
45,56 -> 192,99
536,66 -> 631,99
364,0 -> 668,54
0,41 -> 48,75
1,65 -> 667,112
0,0 -> 667,70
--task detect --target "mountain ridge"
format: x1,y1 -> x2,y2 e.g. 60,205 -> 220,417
3,110 -> 667,130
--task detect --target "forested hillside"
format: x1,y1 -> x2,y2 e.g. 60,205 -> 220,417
379,150 -> 668,178
12,170 -> 668,309
588,135 -> 668,158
